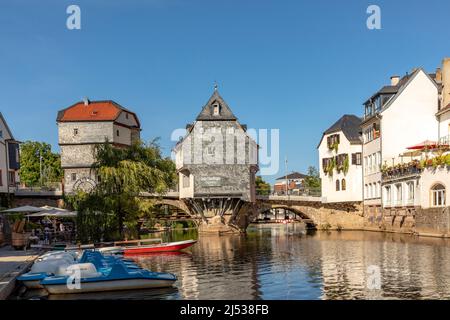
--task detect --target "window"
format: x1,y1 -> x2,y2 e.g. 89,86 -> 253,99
327,134 -> 340,149
352,153 -> 362,165
125,113 -> 129,119
213,103 -> 220,116
116,129 -> 120,137
364,157 -> 368,174
385,186 -> 391,205
431,184 -> 446,207
0,169 -> 2,186
336,179 -> 340,191
377,152 -> 381,171
365,184 -> 368,198
368,155 -> 372,173
182,174 -> 190,188
395,184 -> 402,206
8,171 -> 15,186
407,182 -> 415,204
341,179 -> 346,191
71,173 -> 77,182
73,128 -> 78,136
0,130 -> 3,138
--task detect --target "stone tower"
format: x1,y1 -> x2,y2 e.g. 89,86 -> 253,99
173,90 -> 259,233
57,99 -> 141,193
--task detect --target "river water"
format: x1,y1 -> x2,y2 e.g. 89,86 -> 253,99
18,224 -> 450,300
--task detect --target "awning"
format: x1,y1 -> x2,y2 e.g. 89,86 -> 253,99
407,140 -> 439,150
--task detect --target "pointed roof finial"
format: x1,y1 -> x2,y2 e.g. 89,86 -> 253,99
214,81 -> 218,92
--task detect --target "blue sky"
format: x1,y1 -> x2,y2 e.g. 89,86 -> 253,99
1,0 -> 450,183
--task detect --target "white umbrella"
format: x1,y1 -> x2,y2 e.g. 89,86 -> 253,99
1,205 -> 44,213
26,209 -> 77,218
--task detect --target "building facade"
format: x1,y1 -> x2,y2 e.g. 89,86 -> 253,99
173,89 -> 258,231
0,112 -> 20,201
360,68 -> 440,220
57,99 -> 141,193
273,172 -> 307,195
318,115 -> 363,203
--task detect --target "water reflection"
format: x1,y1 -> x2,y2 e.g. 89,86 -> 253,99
17,225 -> 450,300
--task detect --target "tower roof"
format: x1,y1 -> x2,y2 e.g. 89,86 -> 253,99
196,90 -> 238,121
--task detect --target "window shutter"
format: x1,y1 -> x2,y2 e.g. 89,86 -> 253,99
352,153 -> 356,165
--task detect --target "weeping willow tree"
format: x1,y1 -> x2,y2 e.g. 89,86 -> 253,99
67,139 -> 177,242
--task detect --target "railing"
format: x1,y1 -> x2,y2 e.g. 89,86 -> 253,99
439,135 -> 450,146
382,165 -> 422,181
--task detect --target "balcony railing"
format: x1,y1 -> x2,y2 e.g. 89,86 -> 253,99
382,163 -> 422,182
439,135 -> 450,146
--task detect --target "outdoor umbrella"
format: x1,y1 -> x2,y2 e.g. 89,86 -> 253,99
0,206 -> 44,213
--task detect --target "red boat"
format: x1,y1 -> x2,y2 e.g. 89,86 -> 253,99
114,239 -> 197,255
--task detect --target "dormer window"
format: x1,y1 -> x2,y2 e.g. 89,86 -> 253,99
213,103 -> 220,116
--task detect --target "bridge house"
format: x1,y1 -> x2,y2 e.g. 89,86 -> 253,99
173,89 -> 259,232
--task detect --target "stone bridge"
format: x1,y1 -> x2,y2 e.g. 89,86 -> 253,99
117,193 -> 365,232
12,190 -> 364,233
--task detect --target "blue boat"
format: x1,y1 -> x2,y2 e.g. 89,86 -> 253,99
40,262 -> 177,294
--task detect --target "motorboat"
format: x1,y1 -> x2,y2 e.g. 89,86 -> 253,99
115,239 -> 197,255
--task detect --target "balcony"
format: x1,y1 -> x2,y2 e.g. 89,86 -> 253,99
382,161 -> 422,183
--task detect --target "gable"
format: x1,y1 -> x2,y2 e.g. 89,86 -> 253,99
196,91 -> 237,121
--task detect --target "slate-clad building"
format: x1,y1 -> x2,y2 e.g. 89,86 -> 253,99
57,99 -> 141,193
173,89 -> 258,222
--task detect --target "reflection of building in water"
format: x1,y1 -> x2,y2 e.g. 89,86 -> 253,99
187,235 -> 259,299
317,232 -> 450,299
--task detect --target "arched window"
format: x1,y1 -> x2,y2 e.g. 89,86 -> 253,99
336,179 -> 340,191
431,184 -> 446,207
341,179 -> 346,191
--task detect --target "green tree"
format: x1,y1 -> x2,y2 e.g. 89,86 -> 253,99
304,166 -> 321,192
19,141 -> 62,186
67,139 -> 177,242
255,176 -> 271,195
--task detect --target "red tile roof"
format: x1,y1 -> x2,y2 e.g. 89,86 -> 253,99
57,100 -> 140,127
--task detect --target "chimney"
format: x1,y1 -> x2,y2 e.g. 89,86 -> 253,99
435,68 -> 442,83
390,75 -> 400,86
83,97 -> 90,106
442,58 -> 450,108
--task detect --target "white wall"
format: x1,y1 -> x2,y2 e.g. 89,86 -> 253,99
318,132 -> 363,203
381,70 -> 439,164
439,111 -> 450,142
419,167 -> 450,209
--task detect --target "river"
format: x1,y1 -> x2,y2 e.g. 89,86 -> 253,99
17,223 -> 450,300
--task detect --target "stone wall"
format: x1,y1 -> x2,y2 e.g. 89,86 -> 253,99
12,197 -> 64,208
415,207 -> 450,235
